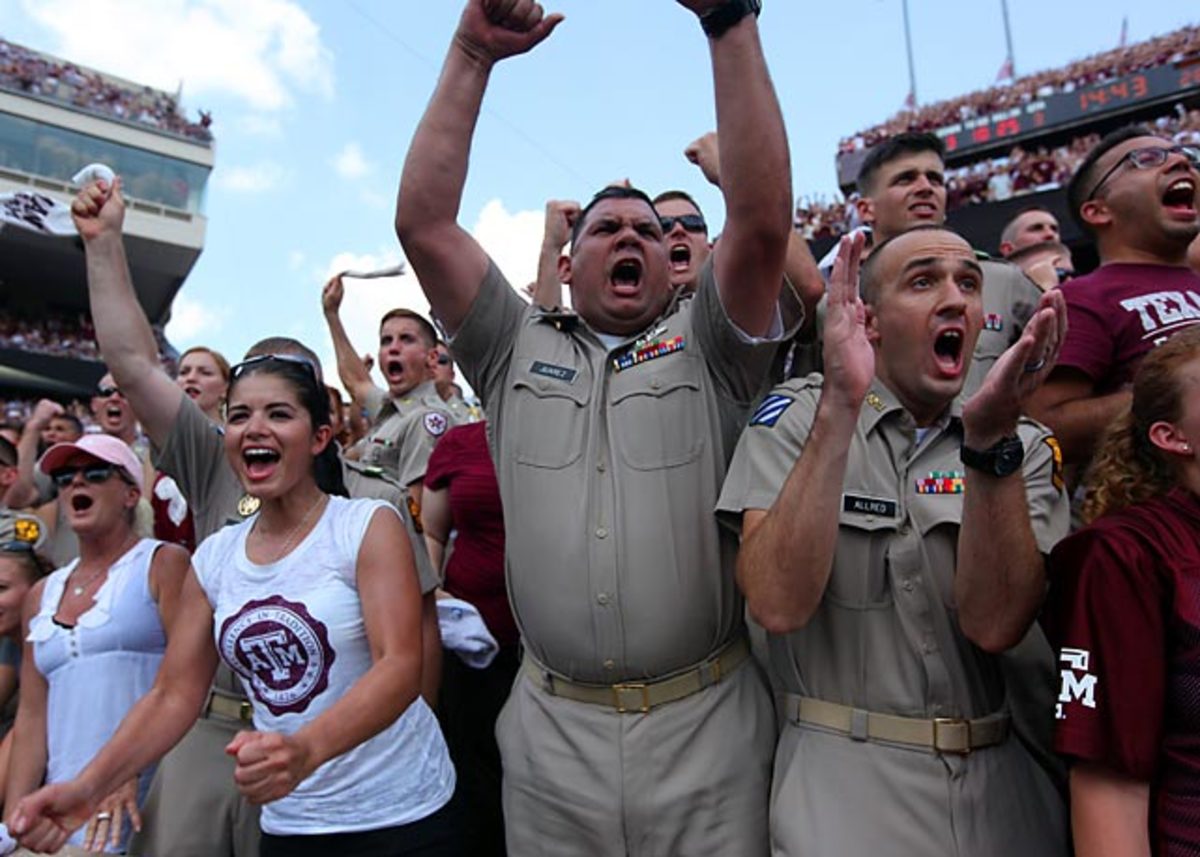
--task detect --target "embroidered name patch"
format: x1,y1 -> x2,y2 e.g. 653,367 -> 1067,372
842,494 -> 898,517
530,361 -> 577,383
612,336 -> 685,373
915,471 -> 964,494
749,393 -> 794,427
984,314 -> 1004,332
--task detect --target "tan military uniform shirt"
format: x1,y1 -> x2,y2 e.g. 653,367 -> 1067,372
452,260 -> 793,681
965,257 -> 1043,397
717,376 -> 1069,856
355,380 -> 457,488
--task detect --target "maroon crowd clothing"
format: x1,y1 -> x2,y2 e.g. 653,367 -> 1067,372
1047,487 -> 1200,856
1057,264 -> 1200,394
424,421 -> 516,647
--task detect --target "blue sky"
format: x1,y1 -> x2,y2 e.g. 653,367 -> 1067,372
1,0 -> 1196,385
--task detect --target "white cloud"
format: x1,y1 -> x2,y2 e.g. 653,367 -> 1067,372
332,143 -> 373,180
215,162 -> 287,193
234,114 -> 284,137
469,199 -> 545,297
166,293 -> 226,343
19,0 -> 334,111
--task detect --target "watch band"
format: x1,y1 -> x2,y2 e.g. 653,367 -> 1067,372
700,0 -> 761,39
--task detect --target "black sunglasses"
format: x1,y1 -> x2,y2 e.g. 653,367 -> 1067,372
230,353 -> 319,383
436,354 -> 451,366
96,385 -> 121,397
49,463 -> 125,489
1086,144 -> 1200,201
659,214 -> 707,234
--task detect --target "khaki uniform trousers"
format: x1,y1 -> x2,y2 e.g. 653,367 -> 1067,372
128,713 -> 260,856
498,656 -> 775,857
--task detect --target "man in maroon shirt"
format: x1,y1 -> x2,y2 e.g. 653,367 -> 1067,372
1029,126 -> 1200,469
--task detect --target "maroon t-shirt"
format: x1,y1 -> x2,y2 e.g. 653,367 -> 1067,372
1058,264 -> 1200,393
424,422 -> 517,647
1048,488 -> 1200,855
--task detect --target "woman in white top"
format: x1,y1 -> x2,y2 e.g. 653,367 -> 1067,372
9,353 -> 458,856
4,434 -> 188,854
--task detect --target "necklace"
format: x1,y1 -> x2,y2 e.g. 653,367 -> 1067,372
69,566 -> 107,597
253,493 -> 327,564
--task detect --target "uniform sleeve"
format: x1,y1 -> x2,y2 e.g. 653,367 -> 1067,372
1055,284 -> 1113,382
691,260 -> 803,405
362,387 -> 390,424
715,379 -> 819,529
447,260 -> 529,415
1047,525 -> 1167,780
151,395 -> 227,516
396,409 -> 444,488
1017,420 -> 1070,554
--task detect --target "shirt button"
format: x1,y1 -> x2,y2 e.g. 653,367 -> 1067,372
596,593 -> 610,605
596,527 -> 608,539
603,659 -> 615,671
650,378 -> 662,390
898,524 -> 910,536
922,640 -> 935,654
537,379 -> 549,390
597,461 -> 606,473
902,580 -> 914,592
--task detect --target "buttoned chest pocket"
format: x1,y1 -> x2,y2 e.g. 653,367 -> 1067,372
908,493 -> 963,606
832,511 -> 897,608
511,376 -> 589,469
609,355 -> 705,470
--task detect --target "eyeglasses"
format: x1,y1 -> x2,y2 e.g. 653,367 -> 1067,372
49,463 -> 125,489
1086,144 -> 1200,201
230,353 -> 320,383
659,214 -> 707,234
95,385 -> 121,397
1055,267 -> 1074,285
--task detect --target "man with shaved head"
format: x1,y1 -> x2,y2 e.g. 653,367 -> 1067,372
719,227 -> 1071,856
999,207 -> 1062,258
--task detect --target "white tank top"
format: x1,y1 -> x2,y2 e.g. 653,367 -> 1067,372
193,496 -> 455,835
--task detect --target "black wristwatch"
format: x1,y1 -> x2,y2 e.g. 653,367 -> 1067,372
700,0 -> 762,39
960,435 -> 1025,477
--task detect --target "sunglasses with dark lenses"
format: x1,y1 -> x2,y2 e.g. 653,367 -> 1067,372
1086,144 -> 1200,200
1055,267 -> 1074,285
49,463 -> 124,489
96,385 -> 121,397
230,353 -> 320,383
436,354 -> 451,366
659,214 -> 707,234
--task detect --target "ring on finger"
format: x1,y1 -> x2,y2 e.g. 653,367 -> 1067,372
95,811 -> 113,821
1023,357 -> 1047,373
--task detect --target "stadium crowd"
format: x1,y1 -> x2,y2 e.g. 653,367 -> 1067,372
0,39 -> 212,143
1,3 -> 1200,857
0,310 -> 179,372
839,22 -> 1200,152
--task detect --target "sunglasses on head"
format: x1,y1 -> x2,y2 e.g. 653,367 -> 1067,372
1086,144 -> 1200,201
230,353 -> 319,383
49,463 -> 126,489
659,214 -> 707,234
96,385 -> 121,397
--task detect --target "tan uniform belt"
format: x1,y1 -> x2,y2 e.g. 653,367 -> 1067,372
203,686 -> 254,723
522,637 -> 750,714
785,694 -> 1009,754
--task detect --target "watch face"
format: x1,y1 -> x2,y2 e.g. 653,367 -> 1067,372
995,440 -> 1024,476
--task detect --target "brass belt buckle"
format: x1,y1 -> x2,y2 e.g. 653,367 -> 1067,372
612,682 -> 651,714
932,717 -> 972,754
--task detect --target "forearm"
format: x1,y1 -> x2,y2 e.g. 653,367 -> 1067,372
737,402 -> 855,633
4,421 -> 45,510
955,471 -> 1044,652
784,230 -> 825,327
296,652 -> 421,771
4,707 -> 47,816
420,594 -> 441,707
424,535 -> 446,574
1070,763 -> 1151,857
1036,390 -> 1130,467
533,242 -> 565,308
323,311 -> 373,402
84,234 -> 160,382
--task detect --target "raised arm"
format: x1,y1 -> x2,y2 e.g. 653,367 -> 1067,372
684,5 -> 790,335
396,0 -> 562,335
737,236 -> 871,631
957,289 -> 1069,652
3,400 -> 59,510
320,276 -> 379,407
532,199 -> 579,309
70,180 -> 184,448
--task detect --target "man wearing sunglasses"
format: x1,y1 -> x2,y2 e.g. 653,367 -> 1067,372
1029,127 -> 1200,472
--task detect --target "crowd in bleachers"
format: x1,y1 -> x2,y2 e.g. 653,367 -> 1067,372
0,38 -> 212,142
0,308 -> 179,371
839,24 -> 1200,153
801,107 -> 1200,239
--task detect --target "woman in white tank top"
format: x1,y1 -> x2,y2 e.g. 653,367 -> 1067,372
9,353 -> 458,856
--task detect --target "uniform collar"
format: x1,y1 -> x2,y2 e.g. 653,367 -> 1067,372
860,380 -> 963,437
392,379 -> 441,409
534,294 -> 686,353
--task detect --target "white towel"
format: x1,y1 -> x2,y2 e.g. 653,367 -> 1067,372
437,597 -> 499,669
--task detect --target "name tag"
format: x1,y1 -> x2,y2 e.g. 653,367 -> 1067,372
530,360 -> 577,383
842,494 -> 898,517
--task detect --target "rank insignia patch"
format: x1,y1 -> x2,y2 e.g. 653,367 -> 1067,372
749,394 -> 794,428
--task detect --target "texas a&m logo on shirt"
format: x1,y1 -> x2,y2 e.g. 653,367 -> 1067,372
220,596 -> 336,716
1056,647 -> 1098,721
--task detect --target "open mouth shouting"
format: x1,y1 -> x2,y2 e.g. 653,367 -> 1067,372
931,324 -> 966,378
69,492 -> 95,514
669,243 -> 692,276
909,200 -> 940,220
242,446 -> 282,483
610,257 -> 644,296
1162,176 -> 1198,220
383,359 -> 405,387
